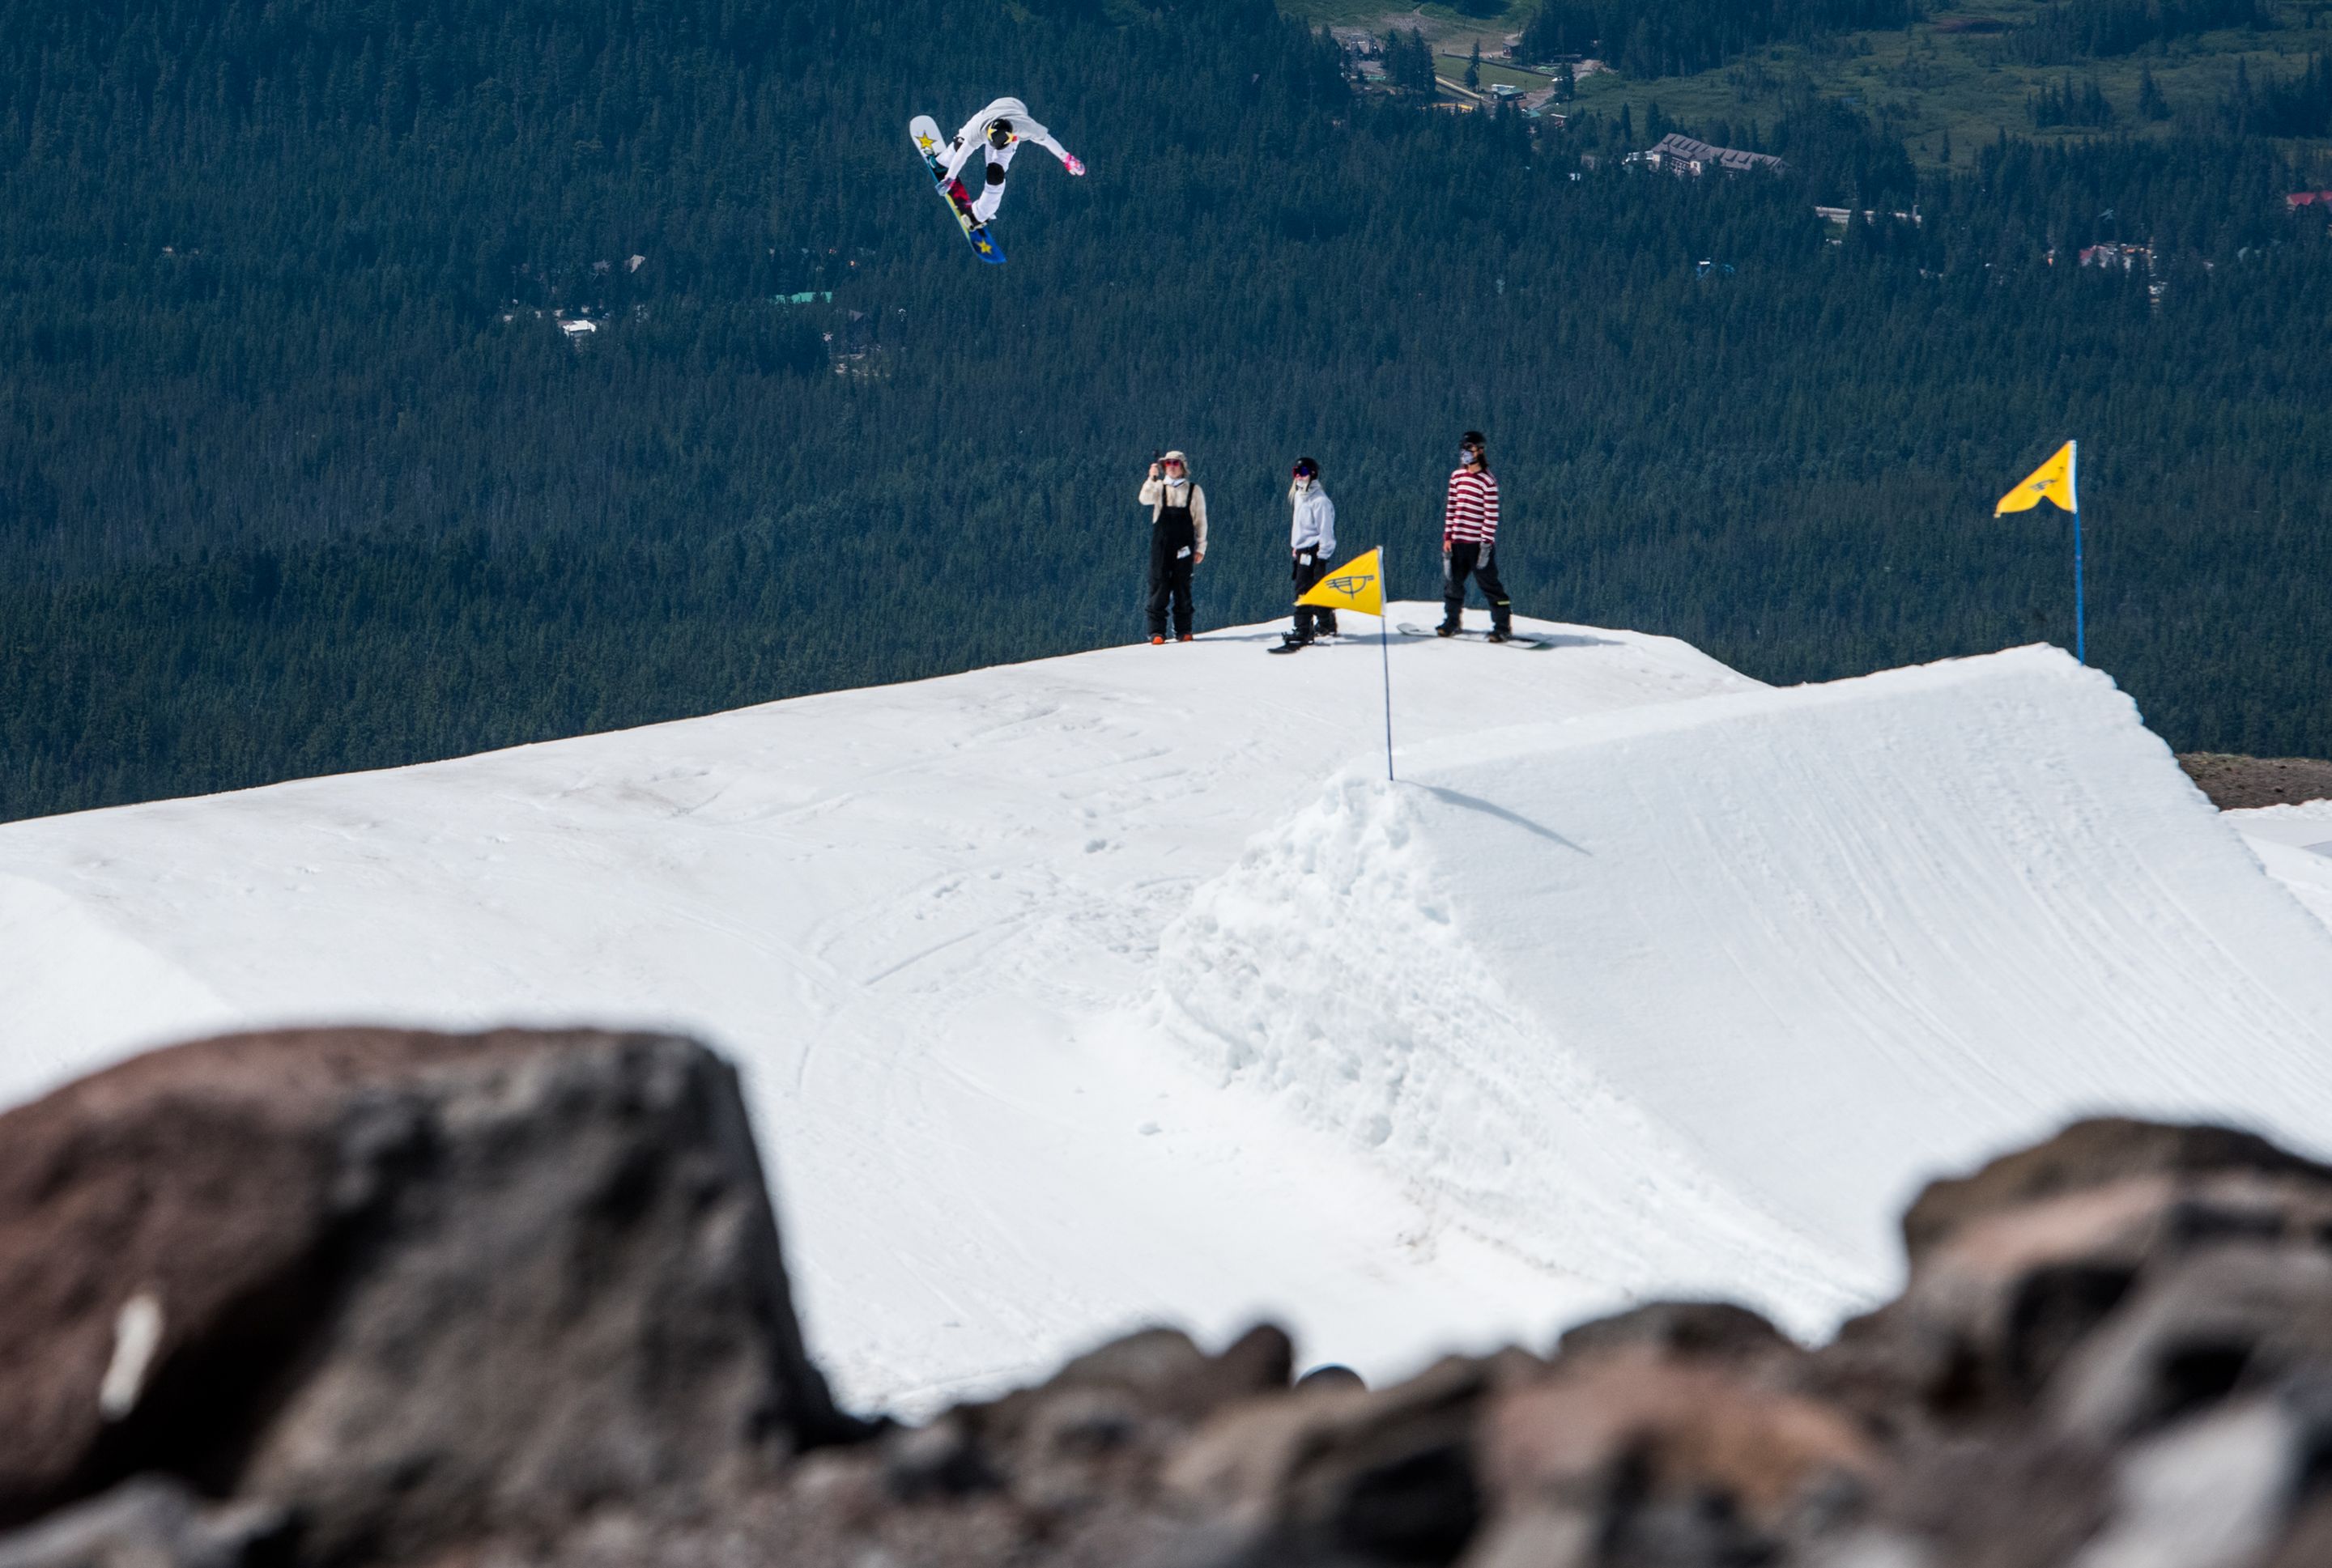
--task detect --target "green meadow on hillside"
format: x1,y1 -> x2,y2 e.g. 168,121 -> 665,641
1311,0 -> 2332,170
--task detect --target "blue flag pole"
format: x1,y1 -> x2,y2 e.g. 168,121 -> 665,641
1379,547 -> 1395,783
2070,440 -> 2085,665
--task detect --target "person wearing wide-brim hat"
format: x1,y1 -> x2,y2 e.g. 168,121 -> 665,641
1138,451 -> 1207,644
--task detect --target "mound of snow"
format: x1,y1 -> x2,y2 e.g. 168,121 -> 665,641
0,609 -> 1754,1411
9,618 -> 2329,1406
1157,645 -> 2332,1331
2227,801 -> 2332,933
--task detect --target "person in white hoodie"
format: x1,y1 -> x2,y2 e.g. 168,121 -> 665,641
938,96 -> 1086,224
1283,457 -> 1338,646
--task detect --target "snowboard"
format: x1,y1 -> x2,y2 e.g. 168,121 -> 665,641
1267,633 -> 1343,654
910,116 -> 1006,265
1395,623 -> 1552,648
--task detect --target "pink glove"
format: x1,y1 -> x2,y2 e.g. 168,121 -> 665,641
1065,154 -> 1087,176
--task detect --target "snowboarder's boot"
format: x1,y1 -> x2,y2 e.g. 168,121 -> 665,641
1436,621 -> 1459,637
1151,635 -> 1166,646
1177,633 -> 1194,643
1485,630 -> 1510,644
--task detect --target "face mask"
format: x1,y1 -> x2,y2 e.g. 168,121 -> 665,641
1462,448 -> 1483,465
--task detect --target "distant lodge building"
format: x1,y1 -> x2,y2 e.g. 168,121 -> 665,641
2079,242 -> 2153,272
2287,190 -> 2332,212
1626,134 -> 1785,177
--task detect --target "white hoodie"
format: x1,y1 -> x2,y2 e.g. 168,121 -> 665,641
1288,481 -> 1336,556
941,98 -> 1075,181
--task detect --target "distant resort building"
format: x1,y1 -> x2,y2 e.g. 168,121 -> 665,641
2079,242 -> 2153,271
1627,133 -> 1785,177
2287,190 -> 2332,212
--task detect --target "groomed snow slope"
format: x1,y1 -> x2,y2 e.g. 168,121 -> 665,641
5,618 -> 2328,1410
0,609 -> 1758,1412
1158,645 -> 2332,1329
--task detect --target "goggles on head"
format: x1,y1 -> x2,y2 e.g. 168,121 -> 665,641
1292,461 -> 1317,478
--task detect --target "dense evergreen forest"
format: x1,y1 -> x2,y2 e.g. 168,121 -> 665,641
2,0 -> 2329,822
1520,0 -> 1926,78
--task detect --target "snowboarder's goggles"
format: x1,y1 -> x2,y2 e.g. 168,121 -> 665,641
1292,461 -> 1317,477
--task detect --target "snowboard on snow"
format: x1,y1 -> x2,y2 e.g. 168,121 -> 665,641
1266,635 -> 1342,654
910,115 -> 1006,265
1395,622 -> 1554,648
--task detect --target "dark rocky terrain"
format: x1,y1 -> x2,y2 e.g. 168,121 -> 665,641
2178,753 -> 2332,811
8,1026 -> 2332,1567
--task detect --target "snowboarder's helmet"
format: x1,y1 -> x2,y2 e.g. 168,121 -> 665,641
1292,457 -> 1318,478
986,120 -> 1014,148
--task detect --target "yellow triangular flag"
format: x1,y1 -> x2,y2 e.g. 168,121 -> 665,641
1996,442 -> 2076,515
1296,547 -> 1385,618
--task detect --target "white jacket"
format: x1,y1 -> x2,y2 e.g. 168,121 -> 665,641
942,98 -> 1074,180
1288,483 -> 1336,555
1138,475 -> 1209,556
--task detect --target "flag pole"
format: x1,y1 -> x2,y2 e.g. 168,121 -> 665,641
1379,548 -> 1395,782
2070,440 -> 2085,665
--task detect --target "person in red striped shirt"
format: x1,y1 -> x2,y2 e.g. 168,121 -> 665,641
1439,430 -> 1513,641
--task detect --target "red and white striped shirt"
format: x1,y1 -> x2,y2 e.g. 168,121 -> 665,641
1443,467 -> 1500,546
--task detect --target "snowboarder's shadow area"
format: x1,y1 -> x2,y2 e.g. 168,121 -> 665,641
1413,785 -> 1587,852
1537,633 -> 1623,649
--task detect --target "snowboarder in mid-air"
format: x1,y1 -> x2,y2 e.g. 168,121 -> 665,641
937,97 -> 1085,225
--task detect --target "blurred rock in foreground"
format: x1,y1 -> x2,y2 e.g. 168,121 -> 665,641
8,1029 -> 2332,1567
0,1027 -> 857,1564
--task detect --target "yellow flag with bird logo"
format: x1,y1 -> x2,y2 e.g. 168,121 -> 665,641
1996,442 -> 2077,515
1296,547 -> 1385,617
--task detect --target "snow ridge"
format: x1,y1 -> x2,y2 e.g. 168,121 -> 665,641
1155,770 -> 1861,1329
1158,645 -> 2332,1326
8,621 -> 2332,1407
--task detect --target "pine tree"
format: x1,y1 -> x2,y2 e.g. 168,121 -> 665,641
2138,66 -> 2170,121
1466,40 -> 1482,90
